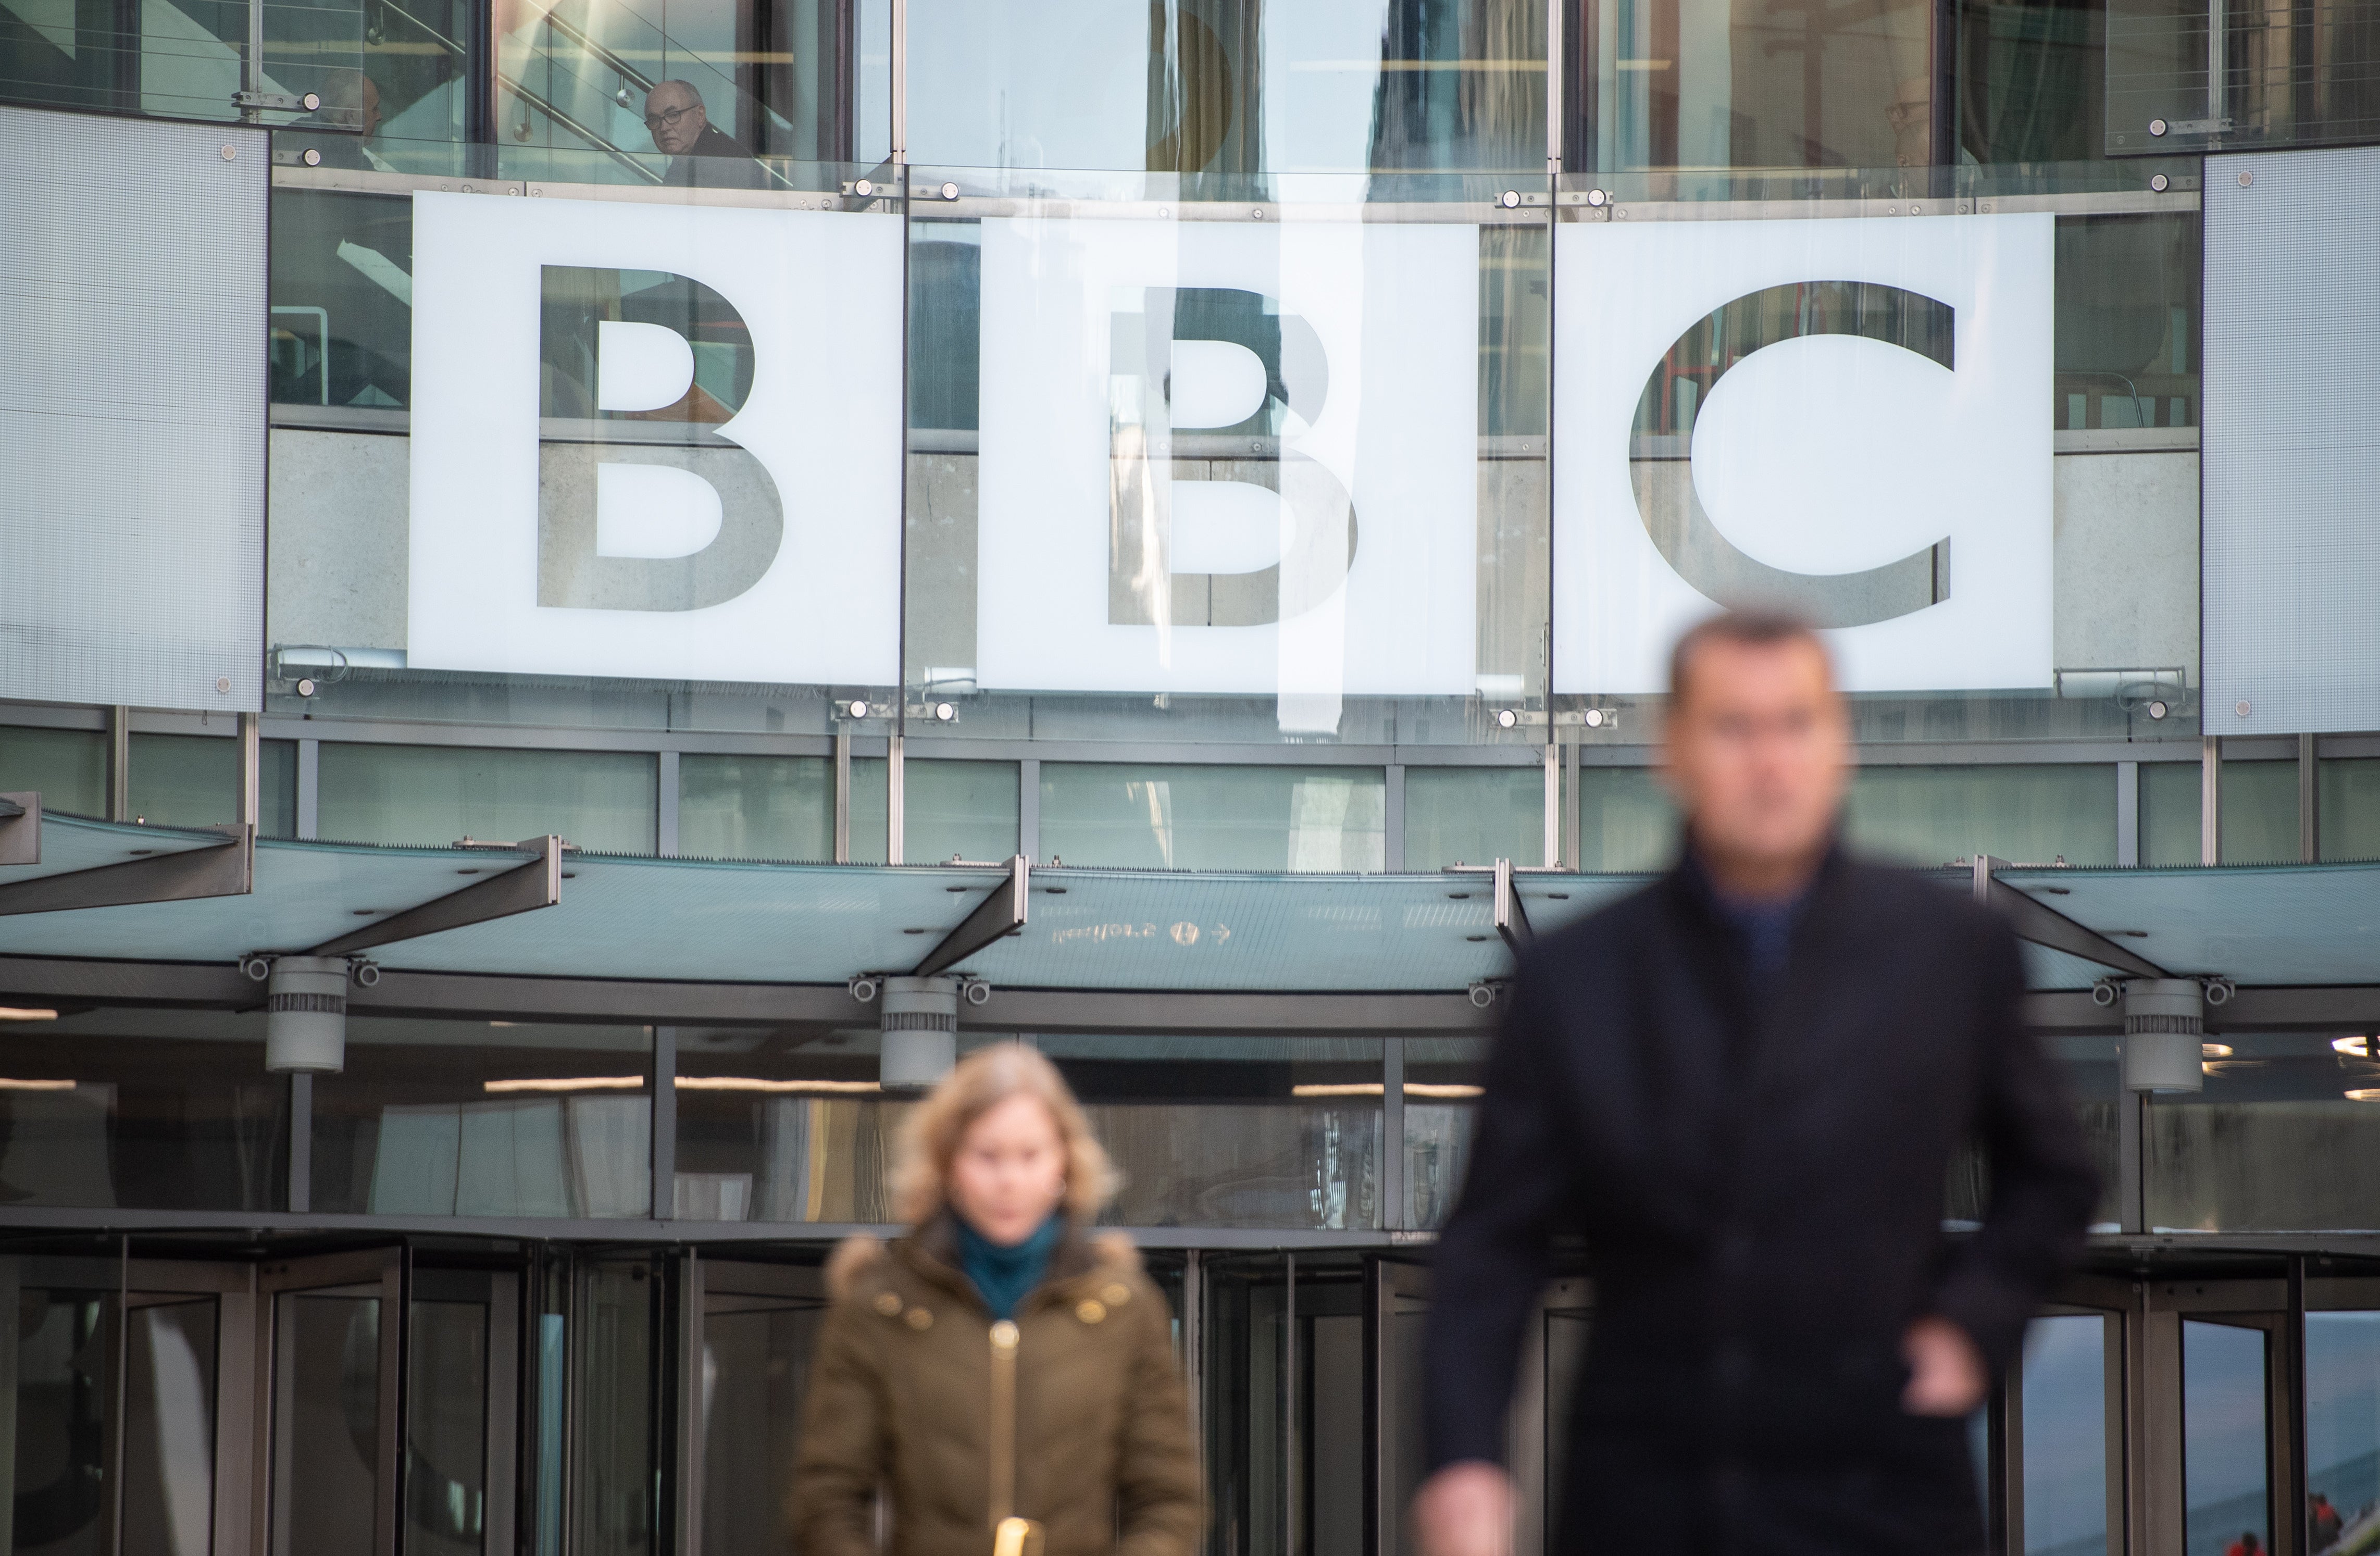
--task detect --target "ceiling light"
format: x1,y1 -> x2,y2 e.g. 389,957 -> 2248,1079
483,1075 -> 645,1093
674,1076 -> 881,1093
1293,1082 -> 1382,1097
2337,1036 -> 2373,1058
0,1007 -> 58,1022
1404,1082 -> 1485,1099
2202,1043 -> 2234,1058
0,1078 -> 74,1090
2349,1089 -> 2380,1102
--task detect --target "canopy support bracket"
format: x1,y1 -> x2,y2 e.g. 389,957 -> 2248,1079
1973,854 -> 2167,979
0,793 -> 36,867
307,835 -> 565,957
1493,857 -> 1534,954
912,856 -> 1030,978
0,820 -> 252,918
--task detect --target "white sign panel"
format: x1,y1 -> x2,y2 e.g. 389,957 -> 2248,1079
408,192 -> 904,684
975,217 -> 1479,720
1553,211 -> 2055,694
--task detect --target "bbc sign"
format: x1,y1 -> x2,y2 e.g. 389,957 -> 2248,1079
409,192 -> 2053,699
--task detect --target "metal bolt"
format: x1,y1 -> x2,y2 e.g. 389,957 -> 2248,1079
1909,203 -> 1922,215
1583,708 -> 1605,729
296,678 -> 317,698
2149,119 -> 2169,137
941,181 -> 959,200
1251,207 -> 1264,219
215,676 -> 232,693
854,179 -> 874,197
1496,708 -> 1518,729
1585,188 -> 1607,207
1500,189 -> 1521,208
847,699 -> 869,719
2148,700 -> 2169,720
934,702 -> 956,721
2239,170 -> 2254,186
220,144 -> 237,160
2149,173 -> 2170,193
301,92 -> 320,110
2237,700 -> 2252,717
303,147 -> 321,167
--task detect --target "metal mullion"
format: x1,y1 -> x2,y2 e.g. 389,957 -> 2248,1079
651,1026 -> 676,1221
111,1234 -> 129,1556
1284,1252 -> 1297,1556
1381,1040 -> 1405,1231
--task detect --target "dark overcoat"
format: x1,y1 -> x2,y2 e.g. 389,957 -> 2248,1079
1423,848 -> 2101,1556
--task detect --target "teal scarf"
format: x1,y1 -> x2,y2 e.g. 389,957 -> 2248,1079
953,1213 -> 1063,1320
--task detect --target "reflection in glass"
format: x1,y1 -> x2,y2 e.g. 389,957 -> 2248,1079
1040,764 -> 1385,872
0,726 -> 106,817
2021,1313 -> 2111,1556
2306,1310 -> 2380,1554
2182,1317 -> 2269,1556
272,1292 -> 384,1556
316,742 -> 659,853
11,1284 -> 115,1556
314,1019 -> 654,1218
700,1274 -> 826,1556
407,1300 -> 490,1556
575,1261 -> 661,1556
1404,766 -> 1544,870
1846,764 -> 2116,868
2321,760 -> 2380,864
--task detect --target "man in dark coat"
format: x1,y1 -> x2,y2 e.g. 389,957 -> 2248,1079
1414,609 -> 2100,1556
643,80 -> 768,189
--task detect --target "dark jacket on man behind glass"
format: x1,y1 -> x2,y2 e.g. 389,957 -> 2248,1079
1422,847 -> 2101,1556
663,122 -> 768,189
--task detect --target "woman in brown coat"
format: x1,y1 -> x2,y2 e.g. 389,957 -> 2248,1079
788,1044 -> 1204,1556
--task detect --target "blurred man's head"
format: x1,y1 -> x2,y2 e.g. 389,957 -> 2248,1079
644,80 -> 707,156
1659,610 -> 1850,897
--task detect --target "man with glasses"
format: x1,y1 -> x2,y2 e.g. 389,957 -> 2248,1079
642,80 -> 765,189
1414,608 -> 2100,1556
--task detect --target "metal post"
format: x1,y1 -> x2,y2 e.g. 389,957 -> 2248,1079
1381,1039 -> 1405,1231
1544,0 -> 1564,176
296,739 -> 320,840
651,1025 -> 676,1219
2287,1254 -> 2309,1556
2207,0 -> 2227,123
287,1072 -> 313,1212
2116,761 -> 2140,868
2200,737 -> 2222,866
1284,1252 -> 1298,1556
887,729 -> 905,865
238,712 -> 261,830
657,751 -> 680,858
1563,740 -> 1581,873
106,706 -> 130,822
243,0 -> 264,116
833,731 -> 852,863
1541,742 -> 1560,868
2300,732 -> 2319,863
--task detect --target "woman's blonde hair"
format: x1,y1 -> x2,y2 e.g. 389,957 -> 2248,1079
890,1042 -> 1116,1227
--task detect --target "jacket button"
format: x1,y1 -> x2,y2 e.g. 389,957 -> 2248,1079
905,1306 -> 934,1330
1101,1283 -> 1131,1306
873,1292 -> 903,1317
1076,1299 -> 1107,1324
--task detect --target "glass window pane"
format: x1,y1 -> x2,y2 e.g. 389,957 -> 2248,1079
677,753 -> 833,861
1569,765 -> 1671,873
0,725 -> 105,816
312,1018 -> 653,1218
2146,1035 -> 2380,1233
317,743 -> 658,854
1040,764 -> 1386,872
2221,761 -> 2298,866
905,758 -> 1019,863
2321,759 -> 2380,863
0,1009 -> 285,1212
407,1299 -> 489,1556
2022,1313 -> 2112,1556
1404,766 -> 1543,870
272,1292 -> 383,1556
2304,1310 -> 2380,1553
1404,1037 -> 1484,1230
1846,764 -> 2117,868
2142,759 -> 2202,867
2182,1318 -> 2269,1556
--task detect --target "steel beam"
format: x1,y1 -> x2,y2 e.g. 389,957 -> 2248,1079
0,826 -> 251,918
0,793 -> 36,867
305,836 -> 564,957
1493,857 -> 1533,953
1973,855 -> 2166,979
911,855 -> 1028,978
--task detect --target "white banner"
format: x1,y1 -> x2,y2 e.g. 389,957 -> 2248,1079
1552,211 -> 2055,694
974,216 -> 1480,721
408,192 -> 904,685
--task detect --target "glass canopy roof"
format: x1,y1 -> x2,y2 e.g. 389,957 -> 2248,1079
0,815 -> 2370,994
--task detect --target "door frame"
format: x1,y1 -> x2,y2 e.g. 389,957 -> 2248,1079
253,1247 -> 406,1556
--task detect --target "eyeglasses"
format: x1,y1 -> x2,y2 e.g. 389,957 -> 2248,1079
644,104 -> 695,131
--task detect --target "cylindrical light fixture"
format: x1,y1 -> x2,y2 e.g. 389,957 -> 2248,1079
2121,978 -> 2205,1094
266,955 -> 351,1073
879,975 -> 958,1090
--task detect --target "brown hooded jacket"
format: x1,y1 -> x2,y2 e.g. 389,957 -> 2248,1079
788,1217 -> 1204,1556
